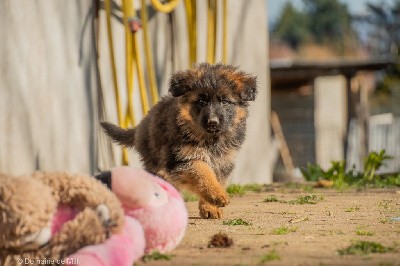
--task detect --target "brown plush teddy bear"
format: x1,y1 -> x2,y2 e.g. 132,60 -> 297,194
0,171 -> 125,265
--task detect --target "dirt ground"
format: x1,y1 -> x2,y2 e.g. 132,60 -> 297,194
138,185 -> 400,266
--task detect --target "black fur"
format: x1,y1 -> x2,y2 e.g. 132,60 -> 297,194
100,122 -> 136,147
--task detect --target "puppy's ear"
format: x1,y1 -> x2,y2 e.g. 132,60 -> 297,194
240,75 -> 257,101
169,70 -> 195,97
232,72 -> 258,102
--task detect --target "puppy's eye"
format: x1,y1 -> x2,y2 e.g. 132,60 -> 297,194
197,99 -> 207,105
221,98 -> 229,105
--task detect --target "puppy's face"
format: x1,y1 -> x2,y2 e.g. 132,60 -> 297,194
169,63 -> 257,135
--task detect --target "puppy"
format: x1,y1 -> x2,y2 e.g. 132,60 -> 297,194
101,63 -> 257,219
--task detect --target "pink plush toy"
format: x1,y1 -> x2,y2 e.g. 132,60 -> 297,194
67,167 -> 188,266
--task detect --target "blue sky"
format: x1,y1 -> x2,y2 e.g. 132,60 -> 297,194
267,0 -> 384,25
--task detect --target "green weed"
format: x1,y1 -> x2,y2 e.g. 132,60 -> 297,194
364,150 -> 393,181
223,218 -> 251,226
301,150 -> 400,189
380,218 -> 391,224
226,183 -> 267,196
271,226 -> 297,235
302,185 -> 314,192
264,195 -> 279,202
264,195 -> 322,204
288,217 -> 309,224
345,206 -> 360,212
226,184 -> 246,196
288,194 -> 323,205
322,230 -> 345,236
279,211 -> 297,215
243,183 -> 264,193
142,251 -> 175,262
356,230 -> 374,236
379,200 -> 393,210
259,250 -> 281,263
338,241 -> 393,255
182,190 -> 198,202
377,263 -> 396,266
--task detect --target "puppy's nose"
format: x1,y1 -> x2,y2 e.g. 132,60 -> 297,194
207,117 -> 219,127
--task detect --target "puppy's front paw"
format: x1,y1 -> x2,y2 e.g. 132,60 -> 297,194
199,201 -> 223,219
206,188 -> 230,207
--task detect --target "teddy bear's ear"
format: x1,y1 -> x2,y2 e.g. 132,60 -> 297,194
169,69 -> 197,97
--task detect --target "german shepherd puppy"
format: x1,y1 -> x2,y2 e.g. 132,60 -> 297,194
101,63 -> 257,219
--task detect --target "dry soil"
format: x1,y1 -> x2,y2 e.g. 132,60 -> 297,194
138,185 -> 400,266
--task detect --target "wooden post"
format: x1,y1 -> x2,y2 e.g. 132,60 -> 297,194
344,74 -> 356,161
270,111 -> 295,176
357,80 -> 369,167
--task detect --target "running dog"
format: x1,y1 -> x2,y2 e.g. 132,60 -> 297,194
101,63 -> 257,219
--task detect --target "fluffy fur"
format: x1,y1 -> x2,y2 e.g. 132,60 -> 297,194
0,171 -> 124,265
101,63 -> 257,219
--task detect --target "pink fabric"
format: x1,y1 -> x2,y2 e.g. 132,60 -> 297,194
51,205 -> 79,236
123,175 -> 188,253
154,177 -> 181,199
67,167 -> 188,265
66,216 -> 145,266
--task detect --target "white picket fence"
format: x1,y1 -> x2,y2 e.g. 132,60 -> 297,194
347,113 -> 400,173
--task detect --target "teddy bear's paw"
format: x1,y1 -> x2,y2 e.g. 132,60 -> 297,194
96,204 -> 110,223
23,227 -> 51,246
95,204 -> 117,233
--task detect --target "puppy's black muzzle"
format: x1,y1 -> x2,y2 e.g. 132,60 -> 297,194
206,116 -> 220,133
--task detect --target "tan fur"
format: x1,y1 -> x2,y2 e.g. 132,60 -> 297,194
156,160 -> 229,219
199,199 -> 223,219
233,106 -> 247,125
187,161 -> 230,207
0,172 -> 124,265
179,104 -> 192,122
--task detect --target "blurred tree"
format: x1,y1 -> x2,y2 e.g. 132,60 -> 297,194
356,1 -> 400,114
272,2 -> 311,49
303,0 -> 355,52
272,0 -> 357,54
355,0 -> 400,55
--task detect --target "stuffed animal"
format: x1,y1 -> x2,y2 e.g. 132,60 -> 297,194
67,167 -> 188,266
0,171 -> 125,266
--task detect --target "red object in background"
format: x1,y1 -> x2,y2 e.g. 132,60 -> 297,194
128,17 -> 141,33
